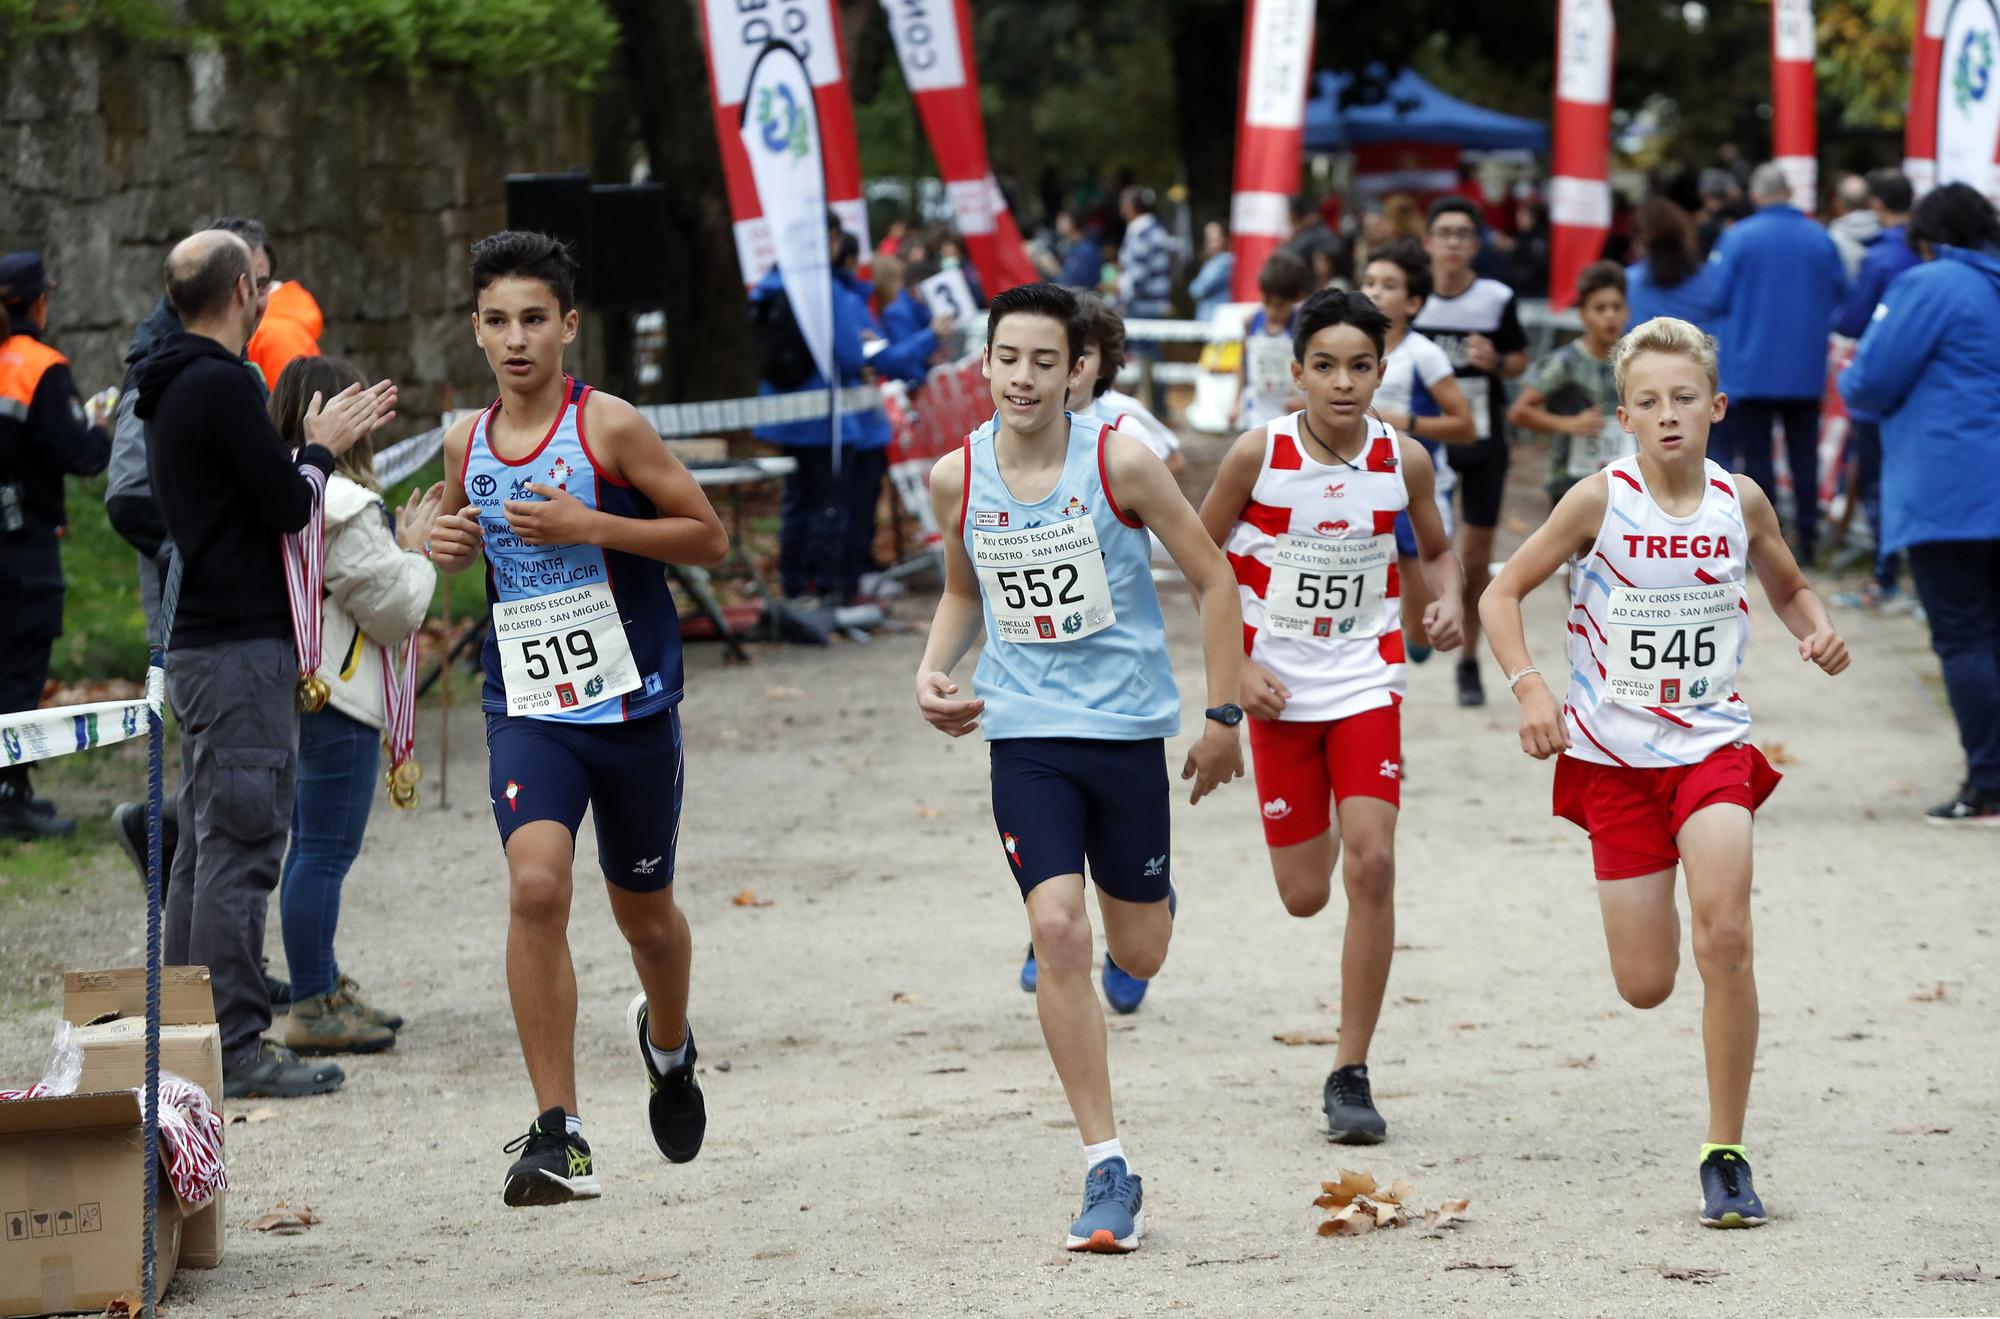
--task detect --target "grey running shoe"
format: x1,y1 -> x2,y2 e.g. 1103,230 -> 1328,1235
1323,1063 -> 1388,1144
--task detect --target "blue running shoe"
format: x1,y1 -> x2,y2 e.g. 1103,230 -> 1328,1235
1065,1156 -> 1144,1252
1698,1148 -> 1767,1227
1020,943 -> 1038,993
1407,642 -> 1434,664
1101,955 -> 1147,1014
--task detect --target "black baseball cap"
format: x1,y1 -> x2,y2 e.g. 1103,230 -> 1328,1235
0,251 -> 55,307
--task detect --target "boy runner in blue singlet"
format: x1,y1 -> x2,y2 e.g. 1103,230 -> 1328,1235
427,232 -> 730,1208
915,282 -> 1246,1253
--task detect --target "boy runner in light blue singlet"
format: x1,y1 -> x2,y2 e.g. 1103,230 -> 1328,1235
428,232 -> 730,1208
915,282 -> 1247,1253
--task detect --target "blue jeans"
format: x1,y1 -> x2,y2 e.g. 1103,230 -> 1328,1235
1849,420 -> 1901,590
279,706 -> 380,1000
1906,540 -> 2000,794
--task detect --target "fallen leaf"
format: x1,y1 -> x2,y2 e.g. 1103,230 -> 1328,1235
1318,1169 -> 1377,1206
1446,1260 -> 1516,1272
1658,1264 -> 1725,1283
1321,1202 -> 1374,1235
1890,1125 -> 1952,1136
1373,1201 -> 1405,1228
1912,983 -> 1948,1002
1274,1031 -> 1339,1046
1759,742 -> 1797,766
628,1272 -> 679,1286
891,991 -> 915,1004
1313,1192 -> 1341,1209
764,685 -> 805,699
1564,1055 -> 1596,1069
1449,1022 -> 1480,1032
246,1203 -> 318,1234
1378,1179 -> 1415,1206
1423,1199 -> 1472,1231
915,806 -> 943,818
1916,1264 -> 1987,1283
732,889 -> 774,908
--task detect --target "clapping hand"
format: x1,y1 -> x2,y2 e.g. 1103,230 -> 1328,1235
303,380 -> 398,457
395,482 -> 446,553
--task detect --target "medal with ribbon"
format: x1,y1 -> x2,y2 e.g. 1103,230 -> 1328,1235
281,460 -> 331,713
381,631 -> 421,810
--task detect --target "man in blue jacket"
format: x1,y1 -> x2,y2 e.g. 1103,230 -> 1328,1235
752,220 -> 948,604
1839,183 -> 2000,825
1832,169 -> 1919,605
1708,162 -> 1848,563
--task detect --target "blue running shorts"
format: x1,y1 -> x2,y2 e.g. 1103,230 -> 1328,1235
485,707 -> 684,893
989,737 -> 1172,903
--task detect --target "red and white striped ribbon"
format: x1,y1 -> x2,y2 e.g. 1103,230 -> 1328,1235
380,633 -> 418,780
146,1074 -> 228,1208
280,463 -> 328,691
1226,0 -> 1316,304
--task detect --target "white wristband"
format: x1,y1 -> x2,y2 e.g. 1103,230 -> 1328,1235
1505,665 -> 1542,692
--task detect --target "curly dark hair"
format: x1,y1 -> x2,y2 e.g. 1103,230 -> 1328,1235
1071,295 -> 1126,398
471,230 -> 580,312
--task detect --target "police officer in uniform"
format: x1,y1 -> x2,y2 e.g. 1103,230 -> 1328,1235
0,251 -> 113,839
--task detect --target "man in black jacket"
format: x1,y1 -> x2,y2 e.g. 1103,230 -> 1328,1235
140,228 -> 395,1098
0,251 -> 112,839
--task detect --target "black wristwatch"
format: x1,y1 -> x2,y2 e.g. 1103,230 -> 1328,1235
1204,703 -> 1244,728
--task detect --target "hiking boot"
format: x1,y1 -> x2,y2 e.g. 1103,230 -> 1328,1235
0,787 -> 73,841
223,1040 -> 344,1099
1323,1063 -> 1388,1145
1065,1156 -> 1145,1253
502,1107 -> 600,1206
279,991 -> 395,1055
333,974 -> 403,1031
1455,657 -> 1486,707
263,962 -> 293,1015
1698,1148 -> 1767,1227
1925,782 -> 2000,826
627,994 -> 706,1164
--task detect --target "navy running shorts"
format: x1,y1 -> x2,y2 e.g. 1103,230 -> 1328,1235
989,737 -> 1172,903
485,707 -> 684,893
1447,436 -> 1509,530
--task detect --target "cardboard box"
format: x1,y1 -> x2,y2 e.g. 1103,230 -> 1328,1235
0,1091 -> 180,1317
62,969 -> 224,1270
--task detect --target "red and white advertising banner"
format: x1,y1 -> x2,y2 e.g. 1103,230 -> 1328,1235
1771,0 -> 1818,213
1351,143 -> 1460,201
1549,0 -> 1614,312
1906,0 -> 1949,194
1934,0 -> 2000,205
884,0 -> 1041,296
1226,0 -> 1316,304
699,0 -> 869,286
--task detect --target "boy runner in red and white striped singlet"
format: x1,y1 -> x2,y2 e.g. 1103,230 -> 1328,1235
1481,316 -> 1850,1229
1199,289 -> 1465,1146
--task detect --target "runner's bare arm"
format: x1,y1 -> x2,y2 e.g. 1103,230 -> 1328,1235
428,415 -> 484,575
1416,374 -> 1478,445
503,393 -> 728,566
915,451 -> 987,737
1481,475 -> 1609,758
1195,430 -> 1289,717
1104,431 -> 1245,803
1398,434 -> 1465,651
1507,383 -> 1603,437
1738,477 -> 1850,675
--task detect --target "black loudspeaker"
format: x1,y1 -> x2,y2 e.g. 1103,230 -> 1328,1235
503,173 -> 671,311
505,171 -> 593,303
586,185 -> 672,310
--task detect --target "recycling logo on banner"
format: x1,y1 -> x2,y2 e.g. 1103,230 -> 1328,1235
758,84 -> 810,161
1957,28 -> 1994,112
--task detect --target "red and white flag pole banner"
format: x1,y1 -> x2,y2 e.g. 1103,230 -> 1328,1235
699,1 -> 869,286
884,0 -> 1041,296
1933,0 -> 2000,206
1906,0 -> 1949,195
1549,0 -> 1614,313
1226,0 -> 1316,305
1771,0 -> 1818,213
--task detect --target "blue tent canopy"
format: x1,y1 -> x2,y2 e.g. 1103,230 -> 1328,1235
1303,66 -> 1548,154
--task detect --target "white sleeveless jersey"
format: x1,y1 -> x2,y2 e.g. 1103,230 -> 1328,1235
1563,456 -> 1754,768
1225,412 -> 1408,722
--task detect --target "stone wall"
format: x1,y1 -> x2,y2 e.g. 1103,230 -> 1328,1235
0,37 -> 594,427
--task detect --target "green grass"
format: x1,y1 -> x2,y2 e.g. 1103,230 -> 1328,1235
0,814 -> 128,905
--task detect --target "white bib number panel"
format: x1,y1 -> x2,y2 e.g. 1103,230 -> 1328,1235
1244,336 -> 1295,406
1604,583 -> 1742,707
974,517 -> 1116,644
1460,375 -> 1492,440
1265,532 -> 1395,640
1567,417 -> 1638,478
493,581 -> 640,716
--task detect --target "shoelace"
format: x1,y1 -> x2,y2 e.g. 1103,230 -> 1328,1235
502,1124 -> 564,1157
1083,1165 -> 1133,1208
1330,1069 -> 1372,1109
1711,1156 -> 1743,1199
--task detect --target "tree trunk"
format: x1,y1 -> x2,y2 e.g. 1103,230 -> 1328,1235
600,0 -> 755,404
1170,0 -> 1244,231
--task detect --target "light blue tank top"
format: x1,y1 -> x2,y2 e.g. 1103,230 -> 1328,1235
962,412 -> 1179,742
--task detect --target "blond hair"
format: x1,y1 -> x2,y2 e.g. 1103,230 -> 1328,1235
1612,315 -> 1719,400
